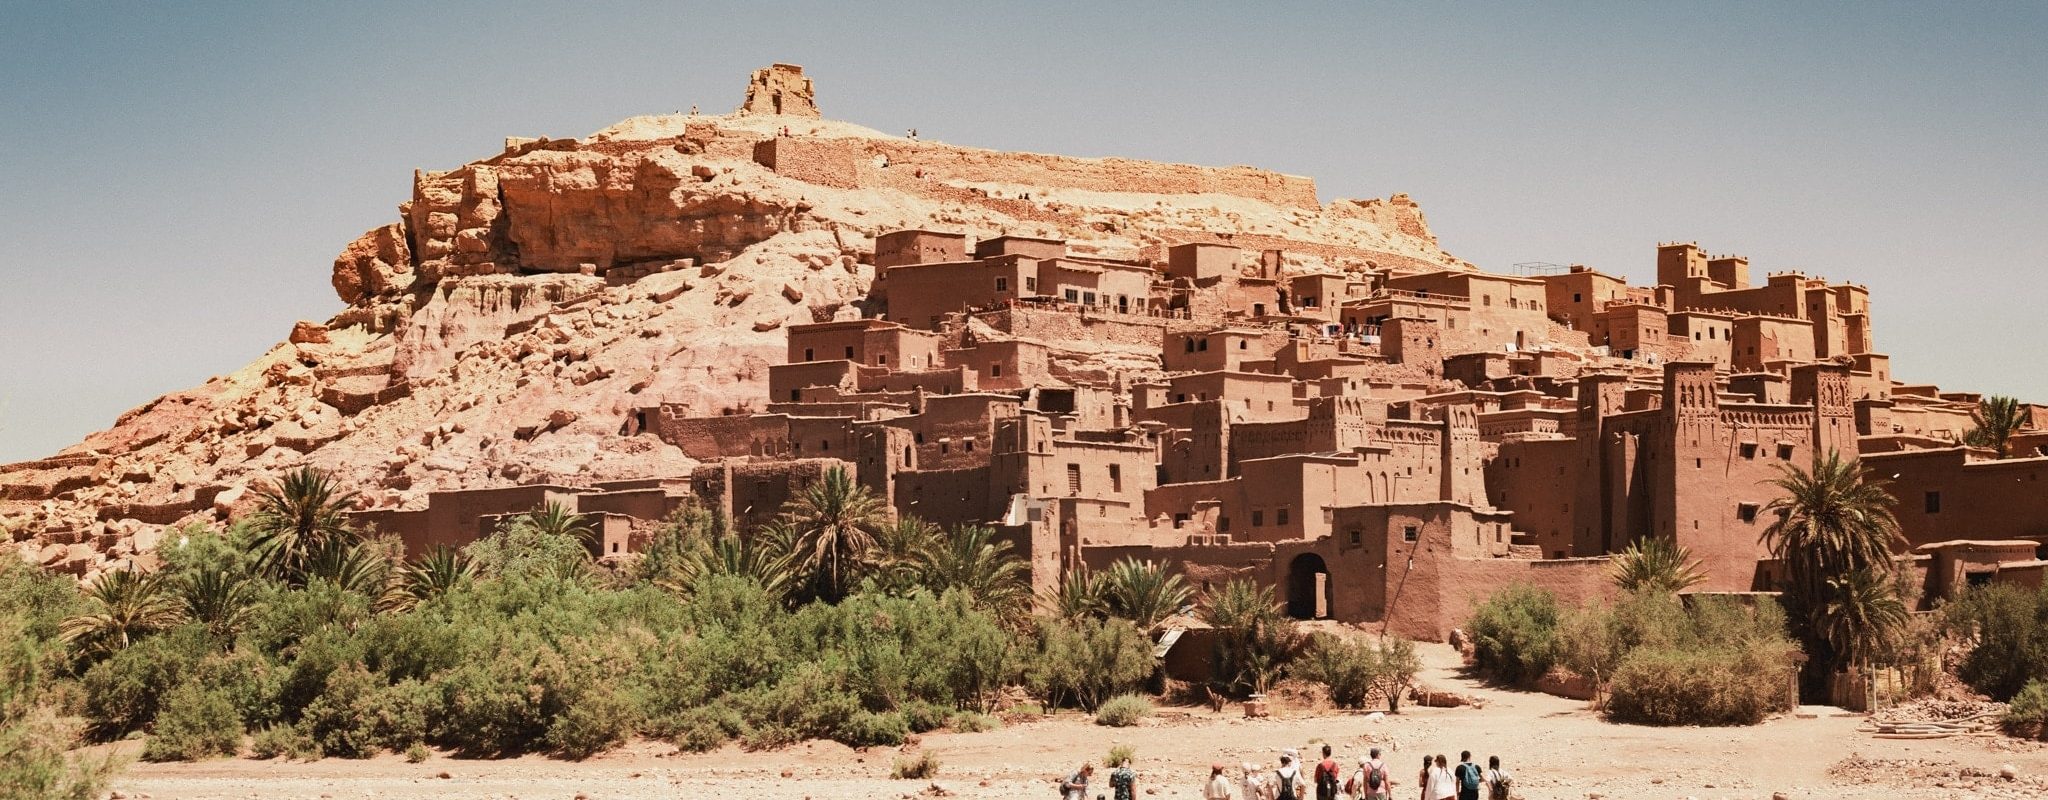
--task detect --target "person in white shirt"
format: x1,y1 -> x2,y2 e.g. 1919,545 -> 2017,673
1425,755 -> 1456,800
1243,762 -> 1269,800
1483,756 -> 1512,800
1206,764 -> 1235,800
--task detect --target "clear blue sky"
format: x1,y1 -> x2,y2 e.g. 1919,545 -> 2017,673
2,2 -> 2043,462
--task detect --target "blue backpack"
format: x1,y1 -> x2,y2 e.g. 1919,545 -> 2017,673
1456,763 -> 1482,795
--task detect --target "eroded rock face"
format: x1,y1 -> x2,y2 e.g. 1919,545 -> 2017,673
6,66 -> 1468,580
331,222 -> 414,304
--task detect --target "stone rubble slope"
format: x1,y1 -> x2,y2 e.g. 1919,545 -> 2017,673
3,104 -> 1465,580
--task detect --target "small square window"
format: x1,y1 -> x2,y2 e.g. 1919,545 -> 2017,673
1276,508 -> 1289,526
1777,443 -> 1794,460
1925,491 -> 1942,514
1403,525 -> 1419,542
1738,502 -> 1760,523
803,347 -> 815,361
1349,530 -> 1361,545
1252,510 -> 1265,527
995,277 -> 1008,292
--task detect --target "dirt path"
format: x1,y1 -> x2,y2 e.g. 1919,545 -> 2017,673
105,644 -> 2048,800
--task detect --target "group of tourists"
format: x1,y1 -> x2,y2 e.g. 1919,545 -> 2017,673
1067,744 -> 1513,800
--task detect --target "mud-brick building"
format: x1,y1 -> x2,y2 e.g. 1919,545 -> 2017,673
363,228 -> 2045,641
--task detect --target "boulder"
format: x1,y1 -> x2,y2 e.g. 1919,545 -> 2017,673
331,222 -> 414,303
289,320 -> 331,344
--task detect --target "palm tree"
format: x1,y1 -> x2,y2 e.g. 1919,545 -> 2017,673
1199,578 -> 1282,632
247,467 -> 362,583
1098,558 -> 1193,630
868,515 -> 942,594
522,501 -> 596,545
916,524 -> 1030,618
1761,450 -> 1907,675
656,519 -> 798,601
1048,567 -> 1107,619
302,539 -> 394,597
387,546 -> 475,611
779,467 -> 889,602
61,569 -> 181,658
174,564 -> 256,643
1964,394 -> 2030,458
1200,579 -> 1293,695
1609,536 -> 1708,595
1823,568 -> 1909,674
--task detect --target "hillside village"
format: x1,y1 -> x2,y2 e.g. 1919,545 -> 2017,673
6,64 -> 2044,642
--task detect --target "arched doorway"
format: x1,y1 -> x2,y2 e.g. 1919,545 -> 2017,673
1286,553 -> 1332,620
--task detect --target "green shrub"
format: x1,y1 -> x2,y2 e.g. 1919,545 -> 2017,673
1604,644 -> 1794,726
1105,743 -> 1135,768
1023,616 -> 1153,710
892,750 -> 941,779
1292,633 -> 1423,712
141,684 -> 242,762
947,710 -> 999,732
544,682 -> 639,759
404,742 -> 430,763
837,710 -> 910,748
301,666 -> 438,758
0,558 -> 86,641
901,700 -> 950,733
431,638 -> 560,757
2005,680 -> 2048,739
1944,585 -> 2048,701
1292,634 -> 1375,707
1093,693 -> 1152,727
80,625 -> 213,737
300,664 -> 380,758
1,606 -> 114,800
1465,585 -> 1562,685
655,705 -> 742,753
248,724 -> 318,760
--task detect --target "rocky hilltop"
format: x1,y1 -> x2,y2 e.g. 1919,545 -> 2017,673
2,65 -> 1465,577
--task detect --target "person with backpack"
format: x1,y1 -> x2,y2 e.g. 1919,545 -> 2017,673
1452,752 -> 1482,800
1483,756 -> 1512,800
1109,755 -> 1138,800
1313,744 -> 1342,800
1061,762 -> 1093,800
1346,748 -> 1391,800
1274,751 -> 1303,800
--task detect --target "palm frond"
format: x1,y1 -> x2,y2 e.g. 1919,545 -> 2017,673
246,467 -> 362,583
61,568 -> 181,658
1610,536 -> 1708,595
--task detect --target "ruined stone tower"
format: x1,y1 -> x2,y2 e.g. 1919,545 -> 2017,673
738,63 -> 819,118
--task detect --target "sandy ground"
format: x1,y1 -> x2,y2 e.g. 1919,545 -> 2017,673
103,644 -> 2048,800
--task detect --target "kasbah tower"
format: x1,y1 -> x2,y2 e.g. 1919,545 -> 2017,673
7,64 -> 2045,642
